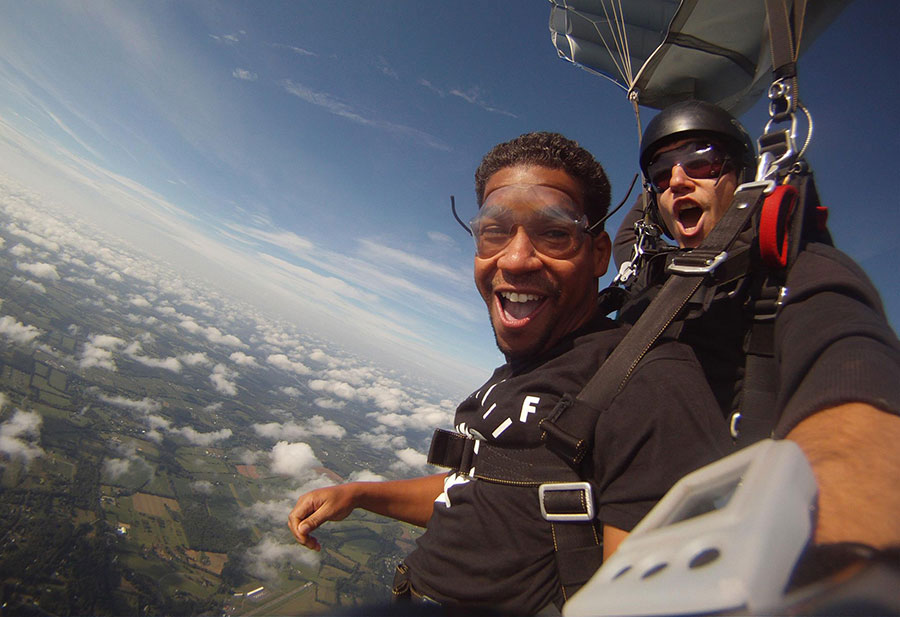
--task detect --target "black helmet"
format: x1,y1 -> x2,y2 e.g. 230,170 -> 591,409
639,100 -> 756,185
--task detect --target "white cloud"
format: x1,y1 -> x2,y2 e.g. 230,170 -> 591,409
253,416 -> 346,441
223,224 -> 313,253
97,393 -> 162,414
16,261 -> 60,280
308,379 -> 357,401
147,414 -> 171,430
313,397 -> 345,410
232,68 -> 258,81
89,334 -> 126,349
210,363 -> 238,396
244,535 -> 319,581
171,425 -> 232,446
179,352 -> 211,366
124,342 -> 182,372
358,430 -> 408,451
279,386 -> 301,397
102,457 -> 132,480
449,86 -> 518,118
0,410 -> 45,465
392,447 -> 428,472
269,441 -> 321,480
129,294 -> 151,307
229,351 -> 258,367
79,345 -> 116,371
348,469 -> 386,482
191,480 -> 214,494
427,231 -> 457,248
267,353 -> 310,375
179,319 -> 245,348
0,315 -> 43,345
280,79 -> 450,151
269,42 -> 318,57
20,279 -> 47,293
357,239 -> 468,285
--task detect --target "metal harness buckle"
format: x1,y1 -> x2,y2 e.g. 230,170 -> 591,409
666,251 -> 728,275
539,482 -> 595,522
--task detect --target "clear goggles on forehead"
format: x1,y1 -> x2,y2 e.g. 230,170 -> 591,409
468,202 -> 592,259
646,141 -> 732,193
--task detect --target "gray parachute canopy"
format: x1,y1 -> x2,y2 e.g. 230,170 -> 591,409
549,0 -> 848,115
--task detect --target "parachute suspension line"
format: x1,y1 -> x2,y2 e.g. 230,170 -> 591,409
565,5 -> 630,86
628,89 -> 650,219
596,1 -> 634,85
613,0 -> 633,81
630,90 -> 642,145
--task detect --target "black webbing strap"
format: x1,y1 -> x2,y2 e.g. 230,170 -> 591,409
428,419 -> 603,599
735,280 -> 781,446
427,427 -> 583,484
735,170 -> 832,445
541,183 -> 771,463
552,517 -> 603,602
765,0 -> 807,114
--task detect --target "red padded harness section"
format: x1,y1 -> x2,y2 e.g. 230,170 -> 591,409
759,184 -> 798,268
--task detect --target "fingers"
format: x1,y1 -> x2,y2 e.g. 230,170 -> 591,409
287,484 -> 358,551
288,497 -> 322,549
296,522 -> 321,551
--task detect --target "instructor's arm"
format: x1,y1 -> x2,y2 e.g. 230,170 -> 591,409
288,473 -> 447,551
786,402 -> 900,547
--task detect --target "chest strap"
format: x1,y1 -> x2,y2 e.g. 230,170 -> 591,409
427,425 -> 603,599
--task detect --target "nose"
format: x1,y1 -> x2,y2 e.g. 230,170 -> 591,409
496,226 -> 542,272
667,164 -> 693,192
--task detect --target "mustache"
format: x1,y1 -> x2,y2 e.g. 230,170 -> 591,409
490,273 -> 559,298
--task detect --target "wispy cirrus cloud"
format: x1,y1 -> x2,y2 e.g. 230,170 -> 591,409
232,68 -> 258,81
449,86 -> 518,118
269,42 -> 317,57
357,239 -> 468,285
279,79 -> 450,151
222,223 -> 314,253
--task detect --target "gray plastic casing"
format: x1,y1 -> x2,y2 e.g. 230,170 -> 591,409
563,439 -> 817,616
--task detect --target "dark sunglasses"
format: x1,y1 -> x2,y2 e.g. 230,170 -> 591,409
646,141 -> 732,193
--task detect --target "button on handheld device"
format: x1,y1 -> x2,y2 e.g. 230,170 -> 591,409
563,439 -> 817,617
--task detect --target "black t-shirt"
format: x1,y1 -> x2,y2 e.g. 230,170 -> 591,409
772,242 -> 900,436
614,196 -> 900,436
405,314 -> 732,614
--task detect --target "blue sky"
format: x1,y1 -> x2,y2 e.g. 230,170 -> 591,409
0,1 -> 897,395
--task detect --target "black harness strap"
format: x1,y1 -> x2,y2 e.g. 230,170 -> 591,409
427,425 -> 603,600
735,169 -> 831,446
542,182 -> 771,463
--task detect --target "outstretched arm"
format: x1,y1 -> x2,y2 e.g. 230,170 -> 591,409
288,473 -> 447,551
786,402 -> 900,547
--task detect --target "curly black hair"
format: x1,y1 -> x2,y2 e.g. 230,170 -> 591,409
474,132 -> 611,228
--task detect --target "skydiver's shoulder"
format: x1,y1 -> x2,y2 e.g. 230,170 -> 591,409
638,337 -> 705,368
784,242 -> 887,314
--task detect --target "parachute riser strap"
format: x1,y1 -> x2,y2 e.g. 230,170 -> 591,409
569,183 -> 772,414
732,272 -> 783,444
764,0 -> 807,115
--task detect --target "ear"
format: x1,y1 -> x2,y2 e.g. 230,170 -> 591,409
590,231 -> 611,278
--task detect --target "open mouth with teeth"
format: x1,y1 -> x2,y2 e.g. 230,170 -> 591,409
497,291 -> 547,324
677,204 -> 703,233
